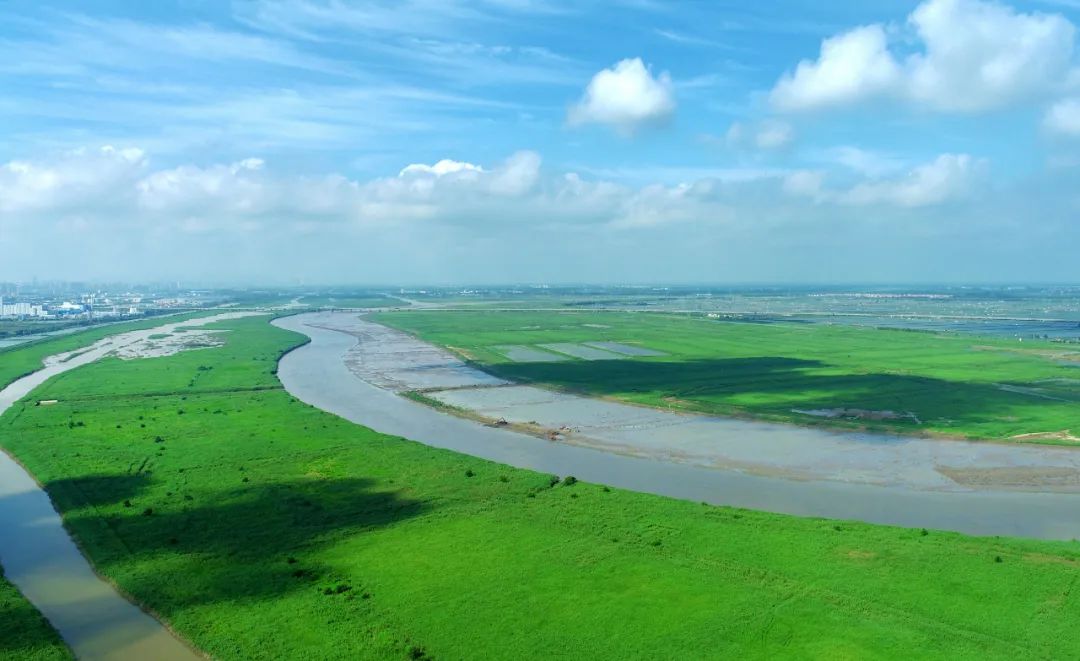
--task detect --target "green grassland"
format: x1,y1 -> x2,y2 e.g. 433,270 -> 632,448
0,319 -> 88,339
372,310 -> 1080,442
0,570 -> 72,661
2,316 -> 1080,658
0,311 -> 215,391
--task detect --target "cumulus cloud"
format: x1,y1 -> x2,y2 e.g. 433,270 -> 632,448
567,58 -> 675,134
399,159 -> 484,177
0,144 -> 989,257
727,120 -> 795,150
1044,97 -> 1080,135
0,145 -> 146,214
771,0 -> 1077,113
771,25 -> 900,112
784,154 -> 982,207
841,154 -> 980,206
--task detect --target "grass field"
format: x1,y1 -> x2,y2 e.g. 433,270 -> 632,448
0,319 -> 87,339
372,310 -> 1080,442
0,311 -> 216,391
2,316 -> 1080,658
0,571 -> 72,661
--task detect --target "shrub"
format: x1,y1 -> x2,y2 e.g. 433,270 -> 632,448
562,476 -> 578,486
464,469 -> 475,478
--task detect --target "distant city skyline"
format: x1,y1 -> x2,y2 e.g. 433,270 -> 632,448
2,0 -> 1079,284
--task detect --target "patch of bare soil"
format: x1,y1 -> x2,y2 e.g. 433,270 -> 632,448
113,329 -> 226,360
792,408 -> 921,423
1010,430 -> 1080,443
972,344 -> 1080,364
937,466 -> 1080,490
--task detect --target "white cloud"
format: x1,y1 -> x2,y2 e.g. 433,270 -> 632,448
399,159 -> 484,177
771,0 -> 1078,113
1044,97 -> 1080,135
782,170 -> 825,199
771,25 -> 901,112
906,0 -> 1076,111
0,145 -> 987,253
486,150 -> 542,195
784,154 -> 982,207
726,120 -> 795,150
0,145 -> 146,214
818,146 -> 907,177
567,58 -> 675,134
841,154 -> 981,207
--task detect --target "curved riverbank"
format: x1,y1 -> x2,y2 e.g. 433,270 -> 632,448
275,312 -> 1080,539
0,313 -> 257,661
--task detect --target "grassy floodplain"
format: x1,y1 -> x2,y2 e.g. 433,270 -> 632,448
0,570 -> 72,661
373,310 -> 1080,443
0,311 -> 216,391
1,316 -> 1080,658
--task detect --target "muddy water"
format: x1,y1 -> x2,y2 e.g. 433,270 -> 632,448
274,312 -> 1080,540
0,312 -> 258,660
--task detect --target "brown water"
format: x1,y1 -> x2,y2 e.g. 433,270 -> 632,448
0,313 -> 257,660
274,312 -> 1080,540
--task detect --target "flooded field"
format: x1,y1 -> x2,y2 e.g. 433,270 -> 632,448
495,344 -> 568,363
274,312 -> 1080,539
538,343 -> 623,360
0,312 -> 257,661
584,341 -> 665,356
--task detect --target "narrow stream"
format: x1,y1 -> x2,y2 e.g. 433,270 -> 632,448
274,312 -> 1080,540
0,314 -> 255,660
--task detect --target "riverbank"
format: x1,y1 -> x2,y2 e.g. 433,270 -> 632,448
0,569 -> 71,661
372,309 -> 1080,444
299,312 -> 1080,499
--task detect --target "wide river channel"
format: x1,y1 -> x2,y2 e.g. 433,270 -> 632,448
275,312 -> 1080,540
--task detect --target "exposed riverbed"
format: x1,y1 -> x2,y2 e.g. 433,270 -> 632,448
0,312 -> 259,661
275,312 -> 1080,539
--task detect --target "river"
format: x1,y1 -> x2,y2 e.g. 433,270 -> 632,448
274,312 -> 1080,540
0,313 -> 258,661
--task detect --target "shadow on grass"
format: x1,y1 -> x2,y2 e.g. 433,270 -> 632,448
0,573 -> 70,659
484,356 -> 1042,424
40,473 -> 427,609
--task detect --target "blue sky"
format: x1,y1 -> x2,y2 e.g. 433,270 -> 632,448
2,0 -> 1079,284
